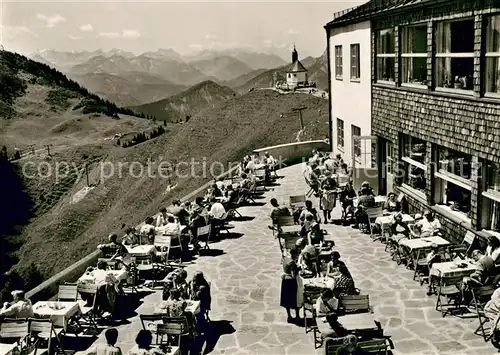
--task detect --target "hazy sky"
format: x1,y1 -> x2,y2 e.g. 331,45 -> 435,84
1,0 -> 364,57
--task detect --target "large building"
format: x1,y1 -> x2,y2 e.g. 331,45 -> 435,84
326,0 -> 500,245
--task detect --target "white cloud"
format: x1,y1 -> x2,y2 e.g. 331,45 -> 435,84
68,35 -> 82,40
204,33 -> 218,41
122,29 -> 141,39
79,24 -> 93,32
3,25 -> 39,39
286,29 -> 299,36
97,32 -> 121,38
97,29 -> 140,39
36,14 -> 66,28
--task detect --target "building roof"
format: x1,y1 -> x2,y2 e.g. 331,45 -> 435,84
324,0 -> 437,29
288,60 -> 307,73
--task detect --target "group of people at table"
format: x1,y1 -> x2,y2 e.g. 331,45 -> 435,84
279,150 -> 500,345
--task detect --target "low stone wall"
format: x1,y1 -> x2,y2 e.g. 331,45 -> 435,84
253,140 -> 330,166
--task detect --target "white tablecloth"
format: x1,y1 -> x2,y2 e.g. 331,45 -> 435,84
430,261 -> 478,278
126,244 -> 156,256
0,343 -> 17,355
399,236 -> 450,251
33,301 -> 81,330
153,300 -> 201,315
78,269 -> 128,285
375,214 -> 414,227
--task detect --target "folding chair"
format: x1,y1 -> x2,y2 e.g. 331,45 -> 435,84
28,318 -> 65,355
463,231 -> 476,257
134,254 -> 161,288
413,247 -> 432,281
289,195 -> 306,210
447,244 -> 468,260
155,234 -> 182,266
303,288 -> 322,334
435,275 -> 463,317
338,294 -> 370,314
57,283 -> 78,301
197,225 -> 211,250
139,314 -> 164,342
217,212 -> 235,235
365,206 -> 383,241
76,283 -> 99,332
0,318 -> 30,353
303,175 -> 315,198
157,317 -> 192,348
472,285 -> 496,341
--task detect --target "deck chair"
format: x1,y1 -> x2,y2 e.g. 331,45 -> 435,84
472,285 -> 496,341
338,294 -> 370,315
365,206 -> 383,241
303,175 -> 316,198
435,275 -> 463,317
139,314 -> 164,342
217,212 -> 235,235
271,215 -> 295,237
463,231 -> 476,257
28,318 -> 64,355
0,318 -> 30,353
289,195 -> 307,210
157,317 -> 191,348
324,337 -> 391,355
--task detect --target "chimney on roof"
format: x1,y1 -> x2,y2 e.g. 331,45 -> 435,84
292,45 -> 298,63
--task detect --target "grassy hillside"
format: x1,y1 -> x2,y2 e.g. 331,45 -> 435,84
131,80 -> 237,122
0,51 -> 146,120
10,89 -> 328,282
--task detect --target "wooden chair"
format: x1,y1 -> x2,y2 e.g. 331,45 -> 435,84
217,212 -> 235,235
133,254 -> 161,288
472,285 -> 496,341
0,318 -> 29,353
447,244 -> 468,260
155,234 -> 182,266
303,288 -> 323,335
280,234 -> 302,257
338,295 -> 370,315
272,215 -> 295,238
463,231 -> 476,257
76,283 -> 99,331
289,195 -> 307,210
197,225 -> 211,250
157,317 -> 190,348
139,314 -> 164,342
435,275 -> 463,317
412,247 -> 432,281
365,206 -> 383,241
57,283 -> 78,301
28,318 -> 64,355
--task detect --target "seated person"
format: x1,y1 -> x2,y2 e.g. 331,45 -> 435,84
0,290 -> 34,319
339,163 -> 349,176
335,335 -> 369,355
358,181 -> 375,197
414,210 -> 441,237
486,236 -> 500,264
299,200 -> 319,225
123,227 -> 139,246
390,213 -> 411,243
485,287 -> 500,337
167,200 -> 190,226
239,173 -> 251,190
339,182 -> 357,219
357,186 -> 376,208
140,217 -> 156,242
325,251 -> 352,279
300,214 -> 315,238
307,217 -> 324,247
425,243 -> 445,295
87,328 -> 123,355
270,198 -> 291,225
156,207 -> 172,227
383,192 -> 401,214
156,215 -> 181,236
98,233 -> 128,261
315,289 -> 346,339
463,250 -> 496,288
127,330 -> 164,355
298,239 -> 320,276
315,289 -> 339,318
208,197 -> 226,223
334,268 -> 357,296
224,185 -> 238,207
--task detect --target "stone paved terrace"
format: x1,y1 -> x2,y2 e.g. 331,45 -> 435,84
79,163 -> 498,355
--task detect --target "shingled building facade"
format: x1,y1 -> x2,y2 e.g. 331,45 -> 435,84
326,0 -> 500,245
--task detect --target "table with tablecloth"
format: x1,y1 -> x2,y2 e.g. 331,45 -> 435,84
302,277 -> 335,290
153,300 -> 201,316
126,244 -> 156,257
430,260 -> 478,278
353,195 -> 387,208
78,269 -> 128,285
33,301 -> 81,330
400,236 -> 450,272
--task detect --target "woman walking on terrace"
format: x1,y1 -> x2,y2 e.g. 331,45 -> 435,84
280,261 -> 303,323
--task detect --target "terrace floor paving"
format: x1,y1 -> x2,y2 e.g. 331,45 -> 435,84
78,163 -> 498,355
